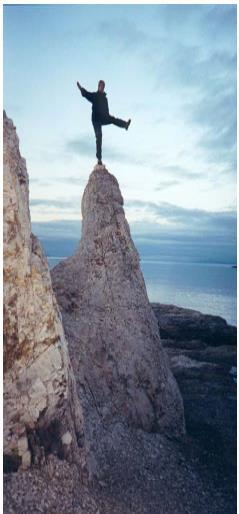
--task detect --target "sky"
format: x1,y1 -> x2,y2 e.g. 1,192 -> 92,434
3,4 -> 237,262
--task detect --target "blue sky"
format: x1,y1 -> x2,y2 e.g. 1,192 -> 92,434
3,4 -> 237,262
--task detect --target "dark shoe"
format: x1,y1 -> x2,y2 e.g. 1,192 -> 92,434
98,159 -> 102,165
125,119 -> 131,130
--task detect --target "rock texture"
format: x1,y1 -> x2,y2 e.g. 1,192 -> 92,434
152,303 -> 236,476
4,305 -> 236,513
152,303 -> 236,346
3,112 -> 87,474
51,166 -> 185,437
3,129 -> 236,513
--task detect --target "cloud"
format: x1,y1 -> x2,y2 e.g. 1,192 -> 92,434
94,9 -> 236,180
30,176 -> 84,186
32,202 -> 236,242
187,87 -> 237,173
94,9 -> 235,93
156,179 -> 180,190
30,197 -> 236,244
31,211 -> 236,266
169,40 -> 236,176
66,135 -> 94,158
154,4 -> 236,45
95,18 -> 152,52
152,42 -> 235,98
201,4 -> 236,47
66,135 -> 141,165
30,197 -> 81,209
32,219 -> 81,239
57,176 -> 84,185
157,165 -> 203,181
154,4 -> 207,25
29,178 -> 41,183
125,199 -> 236,238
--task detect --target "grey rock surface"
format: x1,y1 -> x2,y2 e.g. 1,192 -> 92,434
152,303 -> 236,345
3,112 -> 87,474
3,120 -> 236,513
153,303 -> 236,478
51,166 -> 185,438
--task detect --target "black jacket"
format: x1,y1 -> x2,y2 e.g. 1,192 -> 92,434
80,87 -> 109,123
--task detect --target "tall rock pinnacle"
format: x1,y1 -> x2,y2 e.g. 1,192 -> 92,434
3,112 -> 87,474
52,166 -> 185,437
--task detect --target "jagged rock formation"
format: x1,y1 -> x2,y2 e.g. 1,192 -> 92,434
4,303 -> 236,513
3,119 -> 236,514
3,112 -> 87,474
51,166 -> 185,437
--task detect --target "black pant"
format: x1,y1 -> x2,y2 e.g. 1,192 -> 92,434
92,115 -> 127,161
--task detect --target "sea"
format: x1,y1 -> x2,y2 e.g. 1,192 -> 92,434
47,250 -> 237,327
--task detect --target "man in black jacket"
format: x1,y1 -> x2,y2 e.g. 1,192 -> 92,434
77,80 -> 131,165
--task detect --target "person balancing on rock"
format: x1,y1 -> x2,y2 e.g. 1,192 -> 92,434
77,80 -> 131,166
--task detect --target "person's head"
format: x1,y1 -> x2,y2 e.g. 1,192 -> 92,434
98,80 -> 105,92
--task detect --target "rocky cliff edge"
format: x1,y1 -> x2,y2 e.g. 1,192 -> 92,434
3,112 -> 88,476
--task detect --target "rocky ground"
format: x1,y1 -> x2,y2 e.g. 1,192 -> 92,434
153,302 -> 236,476
4,304 -> 236,514
4,116 -> 236,513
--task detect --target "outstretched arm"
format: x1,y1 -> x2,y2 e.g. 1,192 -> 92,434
76,81 -> 94,103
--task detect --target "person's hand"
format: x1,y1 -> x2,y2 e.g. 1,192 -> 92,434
77,81 -> 81,89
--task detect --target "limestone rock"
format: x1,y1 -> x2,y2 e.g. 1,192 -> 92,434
3,111 -> 87,473
51,166 -> 185,437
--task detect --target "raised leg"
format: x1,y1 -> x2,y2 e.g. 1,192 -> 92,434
103,115 -> 127,128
